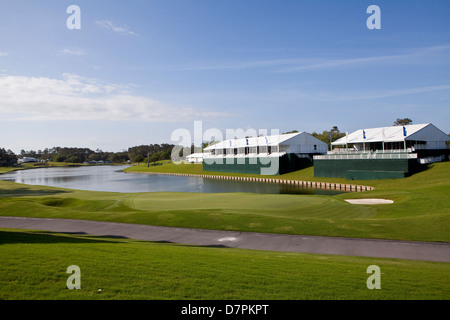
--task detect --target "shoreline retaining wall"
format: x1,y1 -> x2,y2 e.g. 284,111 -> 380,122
125,171 -> 375,192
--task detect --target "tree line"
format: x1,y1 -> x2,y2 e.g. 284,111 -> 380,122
0,144 -> 175,167
0,148 -> 18,167
1,118 -> 421,167
127,144 -> 174,164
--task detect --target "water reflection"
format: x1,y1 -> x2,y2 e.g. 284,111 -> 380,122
0,165 -> 345,195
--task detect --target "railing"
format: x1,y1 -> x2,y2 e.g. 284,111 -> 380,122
329,148 -> 414,154
203,152 -> 286,159
314,152 -> 417,160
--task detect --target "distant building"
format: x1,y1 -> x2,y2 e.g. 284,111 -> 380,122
18,157 -> 40,163
203,132 -> 328,175
314,123 -> 449,180
85,160 -> 108,165
186,153 -> 204,164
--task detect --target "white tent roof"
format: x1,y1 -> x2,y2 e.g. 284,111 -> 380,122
204,132 -> 303,150
331,123 -> 449,146
186,153 -> 204,158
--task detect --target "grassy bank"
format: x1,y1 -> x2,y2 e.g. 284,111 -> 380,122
0,229 -> 448,300
124,161 -> 343,182
0,162 -> 84,174
0,167 -> 18,174
1,162 -> 449,300
0,162 -> 449,242
0,161 -> 128,174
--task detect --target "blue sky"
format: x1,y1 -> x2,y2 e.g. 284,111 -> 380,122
0,0 -> 449,153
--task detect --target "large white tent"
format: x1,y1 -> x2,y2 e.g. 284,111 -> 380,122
331,123 -> 449,151
204,131 -> 328,157
203,131 -> 328,175
186,153 -> 203,163
314,123 -> 449,180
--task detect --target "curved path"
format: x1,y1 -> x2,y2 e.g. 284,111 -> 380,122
1,216 -> 449,263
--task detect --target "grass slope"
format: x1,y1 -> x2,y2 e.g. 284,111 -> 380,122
0,229 -> 449,300
1,163 -> 449,300
1,162 -> 449,242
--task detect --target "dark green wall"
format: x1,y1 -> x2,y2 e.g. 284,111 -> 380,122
346,170 -> 406,180
314,158 -> 411,179
203,154 -> 312,175
203,156 -> 279,175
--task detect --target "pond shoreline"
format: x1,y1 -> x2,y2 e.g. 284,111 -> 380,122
125,170 -> 375,192
1,165 -> 348,195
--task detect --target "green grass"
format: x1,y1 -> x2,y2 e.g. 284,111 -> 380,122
0,164 -> 39,174
1,162 -> 448,242
0,167 -> 17,174
126,161 -> 205,175
1,163 -> 449,300
0,229 -> 448,300
0,162 -> 87,174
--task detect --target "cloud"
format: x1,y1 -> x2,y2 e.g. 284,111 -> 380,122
278,84 -> 450,103
278,45 -> 450,72
172,58 -> 311,71
95,20 -> 136,36
60,48 -> 85,56
173,45 -> 450,72
0,52 -> 8,57
0,74 -> 231,122
328,85 -> 450,101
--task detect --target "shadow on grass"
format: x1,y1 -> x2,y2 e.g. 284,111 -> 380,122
0,230 -> 121,245
0,188 -> 70,198
98,235 -> 129,239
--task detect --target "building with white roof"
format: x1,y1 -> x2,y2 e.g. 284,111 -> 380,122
186,153 -> 204,164
203,132 -> 328,175
314,123 -> 449,180
331,123 -> 448,152
18,157 -> 40,164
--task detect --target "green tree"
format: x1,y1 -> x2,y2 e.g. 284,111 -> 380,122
394,118 -> 412,126
312,126 -> 345,148
88,153 -> 101,161
53,155 -> 66,162
0,148 -> 17,166
133,155 -> 144,164
64,156 -> 81,164
150,153 -> 160,163
128,144 -> 174,163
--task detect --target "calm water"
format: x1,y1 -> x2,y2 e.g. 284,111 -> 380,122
0,165 -> 345,195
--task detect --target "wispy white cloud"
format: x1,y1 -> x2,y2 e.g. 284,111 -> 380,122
0,74 -> 231,122
279,84 -> 450,102
95,20 -> 136,36
0,51 -> 8,57
173,45 -> 450,72
173,58 -> 312,71
277,45 -> 450,72
60,47 -> 86,56
330,84 -> 450,101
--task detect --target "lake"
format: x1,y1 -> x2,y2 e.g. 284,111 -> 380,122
0,165 -> 345,195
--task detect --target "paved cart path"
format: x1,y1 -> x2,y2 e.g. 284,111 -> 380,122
1,216 -> 449,262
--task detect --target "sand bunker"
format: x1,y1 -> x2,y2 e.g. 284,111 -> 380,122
345,199 -> 394,205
